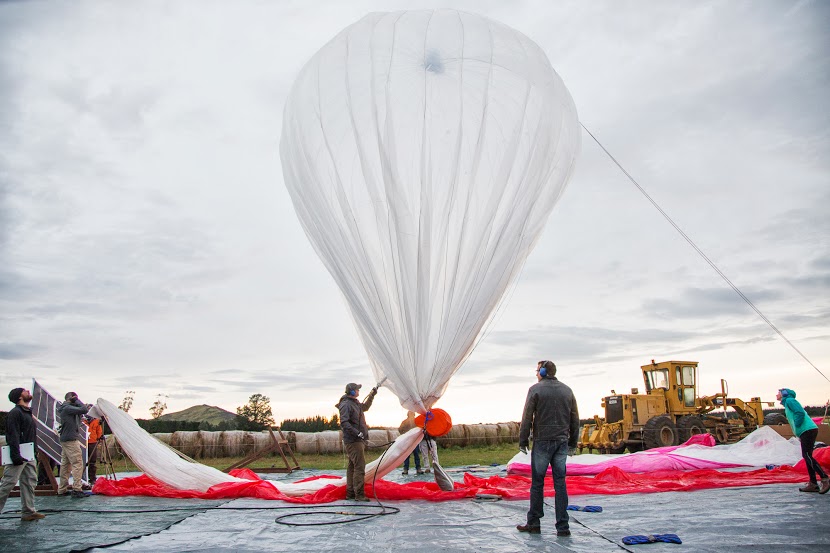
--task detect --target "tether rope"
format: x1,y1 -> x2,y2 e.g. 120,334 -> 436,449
582,122 -> 829,384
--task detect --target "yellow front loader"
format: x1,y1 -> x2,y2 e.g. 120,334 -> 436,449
578,360 -> 775,453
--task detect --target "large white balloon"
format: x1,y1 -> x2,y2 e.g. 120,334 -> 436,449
280,10 -> 580,413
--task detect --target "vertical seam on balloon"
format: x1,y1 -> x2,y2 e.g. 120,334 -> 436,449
431,9 -> 468,398
467,26 -> 544,358
380,11 -> 416,384
437,17 -> 505,374
312,35 -> 393,380
415,8 -> 437,410
343,13 -> 399,379
432,14 -> 491,376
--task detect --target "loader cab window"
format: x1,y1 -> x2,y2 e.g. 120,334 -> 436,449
644,369 -> 669,392
680,365 -> 696,407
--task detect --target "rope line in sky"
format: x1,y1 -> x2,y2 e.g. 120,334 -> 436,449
581,123 -> 829,385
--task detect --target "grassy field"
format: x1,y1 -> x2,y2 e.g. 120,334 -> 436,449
92,442 -> 523,474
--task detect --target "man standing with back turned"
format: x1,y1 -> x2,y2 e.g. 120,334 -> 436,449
517,360 -> 579,537
337,382 -> 378,501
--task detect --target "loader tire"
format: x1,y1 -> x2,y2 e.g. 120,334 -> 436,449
677,415 -> 706,443
763,413 -> 788,426
643,415 -> 679,449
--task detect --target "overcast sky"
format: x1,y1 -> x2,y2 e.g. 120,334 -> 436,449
1,0 -> 828,427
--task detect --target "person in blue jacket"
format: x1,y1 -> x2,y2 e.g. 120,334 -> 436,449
777,388 -> 829,494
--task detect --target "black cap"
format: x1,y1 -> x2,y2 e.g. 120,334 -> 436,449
8,388 -> 24,404
345,383 -> 362,394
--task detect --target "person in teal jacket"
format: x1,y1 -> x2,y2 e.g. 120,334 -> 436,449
777,388 -> 829,494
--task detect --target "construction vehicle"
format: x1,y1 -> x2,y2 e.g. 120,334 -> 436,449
578,360 -> 777,453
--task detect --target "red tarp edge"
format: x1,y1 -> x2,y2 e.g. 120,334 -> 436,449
92,448 -> 830,503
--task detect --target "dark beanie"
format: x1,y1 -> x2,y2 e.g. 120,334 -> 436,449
8,387 -> 24,404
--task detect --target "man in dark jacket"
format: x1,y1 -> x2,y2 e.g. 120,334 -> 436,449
337,382 -> 377,501
57,391 -> 91,498
0,387 -> 45,520
516,360 -> 579,538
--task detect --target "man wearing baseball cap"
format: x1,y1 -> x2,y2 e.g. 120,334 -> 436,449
336,382 -> 378,501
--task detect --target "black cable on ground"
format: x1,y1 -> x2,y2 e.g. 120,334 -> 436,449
544,500 -> 634,552
274,440 -> 400,526
67,499 -> 235,553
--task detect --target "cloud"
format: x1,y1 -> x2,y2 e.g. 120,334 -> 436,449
0,342 -> 43,360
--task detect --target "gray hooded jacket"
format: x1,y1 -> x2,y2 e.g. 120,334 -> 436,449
57,400 -> 91,442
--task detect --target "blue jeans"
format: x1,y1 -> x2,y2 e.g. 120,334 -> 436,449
403,444 -> 421,471
527,440 -> 569,531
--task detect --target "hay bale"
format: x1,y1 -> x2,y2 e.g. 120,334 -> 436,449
481,424 -> 499,445
437,424 -> 467,448
466,424 -> 487,446
284,430 -> 296,450
496,422 -> 518,443
293,432 -> 318,454
199,430 -> 222,459
249,431 -> 274,456
318,430 -> 343,454
221,431 -> 253,457
170,431 -> 202,458
367,429 -> 390,447
152,433 -> 172,445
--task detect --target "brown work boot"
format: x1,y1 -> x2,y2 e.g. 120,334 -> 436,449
819,478 -> 830,495
353,496 -> 370,502
516,523 -> 541,534
799,482 -> 820,492
21,512 -> 46,521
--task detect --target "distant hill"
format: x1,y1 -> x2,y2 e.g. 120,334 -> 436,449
158,404 -> 236,426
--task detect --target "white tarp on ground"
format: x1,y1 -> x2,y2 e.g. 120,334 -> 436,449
97,398 -> 423,495
508,426 -> 804,475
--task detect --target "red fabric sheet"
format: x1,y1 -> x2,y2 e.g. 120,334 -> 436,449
93,447 -> 830,503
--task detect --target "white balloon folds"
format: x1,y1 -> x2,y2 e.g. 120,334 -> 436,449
280,10 -> 580,413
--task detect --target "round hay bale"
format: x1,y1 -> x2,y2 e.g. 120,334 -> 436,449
437,424 -> 467,448
170,431 -> 203,458
152,433 -> 172,445
481,424 -> 499,445
367,429 -> 390,448
221,431 -> 253,457
293,432 -> 318,454
199,431 -> 222,458
318,430 -> 343,454
284,430 -> 296,450
496,423 -> 517,443
249,431 -> 274,456
388,429 -> 400,441
466,424 -> 487,446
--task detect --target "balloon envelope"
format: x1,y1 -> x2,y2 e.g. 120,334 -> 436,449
280,9 -> 580,413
